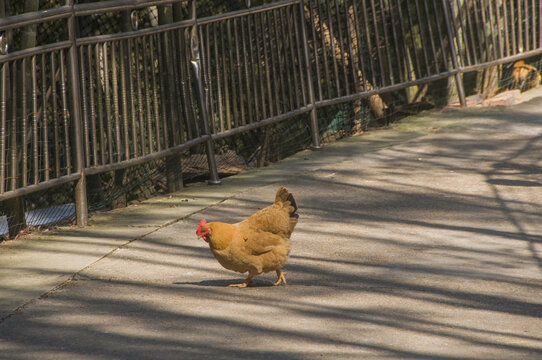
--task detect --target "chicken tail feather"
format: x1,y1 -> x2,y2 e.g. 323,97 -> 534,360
275,187 -> 298,217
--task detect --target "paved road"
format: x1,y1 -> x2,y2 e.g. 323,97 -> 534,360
1,96 -> 541,359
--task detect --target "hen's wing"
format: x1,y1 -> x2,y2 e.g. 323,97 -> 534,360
234,226 -> 284,256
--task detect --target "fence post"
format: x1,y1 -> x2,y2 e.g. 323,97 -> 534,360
190,1 -> 220,185
299,0 -> 321,149
441,0 -> 466,107
68,0 -> 88,226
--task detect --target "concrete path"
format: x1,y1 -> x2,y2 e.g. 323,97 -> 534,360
1,94 -> 541,359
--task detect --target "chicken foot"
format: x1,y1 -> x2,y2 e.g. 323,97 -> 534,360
228,270 -> 287,287
228,275 -> 254,288
273,270 -> 287,286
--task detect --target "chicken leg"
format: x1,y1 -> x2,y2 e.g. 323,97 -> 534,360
273,270 -> 287,286
228,275 -> 254,288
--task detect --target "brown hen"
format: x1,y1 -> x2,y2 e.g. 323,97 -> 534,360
196,187 -> 298,288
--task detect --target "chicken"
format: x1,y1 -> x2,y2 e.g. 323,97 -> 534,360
512,60 -> 541,91
196,187 -> 298,288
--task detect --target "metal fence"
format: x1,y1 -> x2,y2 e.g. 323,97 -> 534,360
1,0 -> 542,238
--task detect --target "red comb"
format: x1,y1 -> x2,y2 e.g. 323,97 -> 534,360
196,219 -> 207,236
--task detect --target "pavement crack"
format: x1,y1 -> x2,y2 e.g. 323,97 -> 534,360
0,274 -> 77,325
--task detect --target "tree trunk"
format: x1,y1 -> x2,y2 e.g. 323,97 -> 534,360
477,66 -> 501,99
447,60 -> 459,104
404,46 -> 419,103
159,4 -> 183,192
158,4 -> 174,24
165,155 -> 183,192
21,0 -> 39,49
5,197 -> 25,238
110,168 -> 127,209
258,126 -> 272,168
477,2 -> 502,98
121,10 -> 131,32
305,4 -> 387,121
345,4 -> 363,129
446,0 -> 465,105
108,11 -> 133,208
172,3 -> 184,22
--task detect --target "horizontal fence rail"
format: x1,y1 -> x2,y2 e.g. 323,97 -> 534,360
1,0 -> 542,237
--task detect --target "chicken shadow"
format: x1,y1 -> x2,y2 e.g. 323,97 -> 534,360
174,279 -> 276,287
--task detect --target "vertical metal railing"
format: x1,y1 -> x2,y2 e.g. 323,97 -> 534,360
190,1 -> 220,184
299,0 -> 320,149
442,0 -> 467,107
198,1 -> 315,139
68,0 -> 88,226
